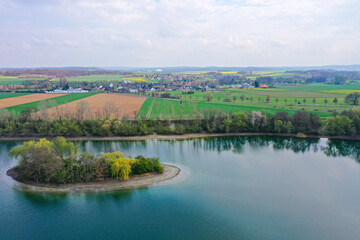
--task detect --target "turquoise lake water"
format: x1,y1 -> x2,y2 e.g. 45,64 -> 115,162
1,137 -> 360,240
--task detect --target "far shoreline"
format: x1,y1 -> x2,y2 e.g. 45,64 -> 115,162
6,164 -> 181,193
0,132 -> 359,141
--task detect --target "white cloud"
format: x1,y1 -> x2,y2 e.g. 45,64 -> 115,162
0,0 -> 359,67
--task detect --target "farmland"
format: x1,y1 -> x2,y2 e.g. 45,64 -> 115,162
0,94 -> 65,109
0,92 -> 146,119
137,97 -> 354,120
0,77 -> 47,85
0,92 -> 31,99
45,93 -> 146,119
65,74 -> 124,82
161,84 -> 360,105
137,83 -> 360,119
5,93 -> 97,114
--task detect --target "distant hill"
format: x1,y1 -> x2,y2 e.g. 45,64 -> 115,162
104,65 -> 360,72
1,65 -> 360,72
0,67 -> 103,71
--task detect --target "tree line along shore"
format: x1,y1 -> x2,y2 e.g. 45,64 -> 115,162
0,106 -> 360,138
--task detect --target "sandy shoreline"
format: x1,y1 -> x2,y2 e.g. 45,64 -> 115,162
7,164 -> 181,193
0,132 -> 359,141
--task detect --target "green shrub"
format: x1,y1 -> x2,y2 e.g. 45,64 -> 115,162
132,155 -> 163,174
296,133 -> 306,138
223,97 -> 232,102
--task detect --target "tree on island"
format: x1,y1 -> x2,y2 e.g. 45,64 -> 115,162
345,92 -> 360,105
8,137 -> 163,184
333,97 -> 338,104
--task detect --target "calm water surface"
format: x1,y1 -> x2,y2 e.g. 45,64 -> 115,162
1,136 -> 360,240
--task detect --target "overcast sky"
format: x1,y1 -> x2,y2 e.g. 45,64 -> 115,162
0,0 -> 359,68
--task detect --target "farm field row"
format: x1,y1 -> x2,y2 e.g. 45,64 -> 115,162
137,97 -> 353,120
0,92 -> 147,119
164,89 -> 349,105
0,93 -> 65,109
5,93 -> 97,114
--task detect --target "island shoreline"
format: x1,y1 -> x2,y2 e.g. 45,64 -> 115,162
6,164 -> 181,193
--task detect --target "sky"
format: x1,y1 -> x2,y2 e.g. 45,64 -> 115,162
0,0 -> 359,68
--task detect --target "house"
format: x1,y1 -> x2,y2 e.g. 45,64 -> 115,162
259,84 -> 269,88
46,88 -> 89,94
129,88 -> 138,93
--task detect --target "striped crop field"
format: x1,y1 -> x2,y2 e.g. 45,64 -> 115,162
5,93 -> 97,114
0,94 -> 65,109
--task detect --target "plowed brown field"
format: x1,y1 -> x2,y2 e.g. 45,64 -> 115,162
0,94 -> 65,108
46,93 -> 146,119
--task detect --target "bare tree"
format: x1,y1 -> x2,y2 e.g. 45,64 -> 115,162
0,109 -> 10,121
64,104 -> 72,119
38,100 -> 49,119
77,101 -> 91,120
103,101 -> 117,119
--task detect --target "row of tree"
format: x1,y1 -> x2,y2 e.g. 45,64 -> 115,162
2,107 -> 360,137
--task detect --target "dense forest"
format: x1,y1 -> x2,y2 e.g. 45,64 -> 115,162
1,106 -> 360,137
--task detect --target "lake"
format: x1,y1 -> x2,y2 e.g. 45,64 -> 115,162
1,136 -> 360,240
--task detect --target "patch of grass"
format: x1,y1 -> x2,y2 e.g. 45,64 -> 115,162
138,98 -> 155,119
320,90 -> 360,94
137,94 -> 355,120
6,93 -> 98,114
0,78 -> 46,85
0,92 -> 31,99
66,74 -> 124,82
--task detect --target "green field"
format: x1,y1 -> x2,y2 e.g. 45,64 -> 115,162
65,74 -> 125,82
0,78 -> 46,85
0,92 -> 31,99
164,84 -> 360,106
137,97 -> 353,120
137,84 -> 360,119
246,71 -> 299,80
5,93 -> 97,114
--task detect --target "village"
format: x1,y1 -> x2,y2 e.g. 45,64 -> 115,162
0,72 -> 269,94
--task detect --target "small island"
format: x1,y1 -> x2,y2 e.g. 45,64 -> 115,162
7,137 -> 180,192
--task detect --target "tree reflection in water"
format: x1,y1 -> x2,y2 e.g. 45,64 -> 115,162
201,136 -> 320,154
322,140 -> 360,162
